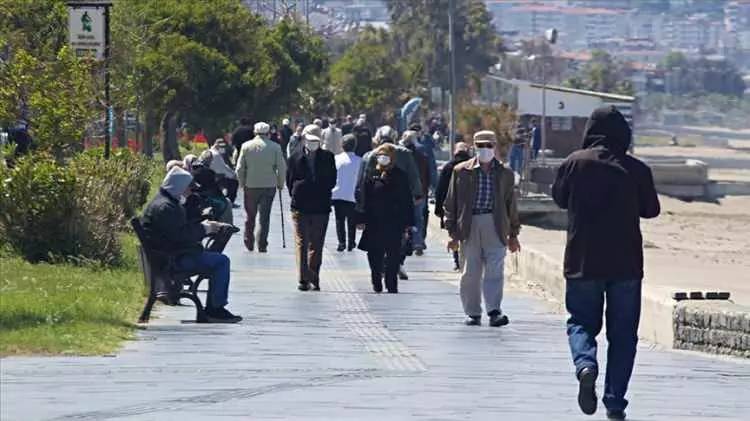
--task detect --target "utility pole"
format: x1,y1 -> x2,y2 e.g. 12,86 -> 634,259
104,4 -> 111,159
448,0 -> 457,152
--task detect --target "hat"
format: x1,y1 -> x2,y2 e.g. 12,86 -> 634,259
304,133 -> 321,142
313,118 -> 323,127
282,118 -> 290,126
254,122 -> 270,135
302,124 -> 322,138
359,113 -> 366,120
473,130 -> 497,143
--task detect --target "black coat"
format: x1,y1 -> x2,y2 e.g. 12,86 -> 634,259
352,125 -> 372,157
434,153 -> 470,220
552,106 -> 660,281
141,189 -> 206,256
286,148 -> 337,214
230,125 -> 253,150
357,167 -> 415,252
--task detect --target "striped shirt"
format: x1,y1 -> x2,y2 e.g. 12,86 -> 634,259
473,161 -> 497,213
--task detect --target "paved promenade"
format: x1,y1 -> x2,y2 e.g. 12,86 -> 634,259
2,201 -> 749,420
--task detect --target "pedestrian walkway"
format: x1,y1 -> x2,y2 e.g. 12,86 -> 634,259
2,200 -> 748,421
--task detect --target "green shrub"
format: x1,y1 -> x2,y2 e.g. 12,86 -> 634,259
0,151 -> 155,265
0,157 -> 78,262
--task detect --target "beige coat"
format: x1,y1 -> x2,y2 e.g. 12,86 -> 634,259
443,157 -> 520,245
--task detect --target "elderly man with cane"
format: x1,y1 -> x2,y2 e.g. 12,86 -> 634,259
235,122 -> 286,253
444,130 -> 521,327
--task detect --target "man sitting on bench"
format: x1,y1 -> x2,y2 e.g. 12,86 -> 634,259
141,167 -> 242,323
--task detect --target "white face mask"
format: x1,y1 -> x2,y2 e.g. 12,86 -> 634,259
306,141 -> 320,152
376,155 -> 391,166
179,195 -> 187,205
476,148 -> 495,163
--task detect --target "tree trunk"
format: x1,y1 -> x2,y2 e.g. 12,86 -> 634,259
143,107 -> 156,158
161,110 -> 180,162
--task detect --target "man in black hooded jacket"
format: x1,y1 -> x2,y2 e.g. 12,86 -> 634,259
552,106 -> 660,420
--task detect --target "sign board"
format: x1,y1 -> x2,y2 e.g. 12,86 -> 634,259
68,6 -> 106,60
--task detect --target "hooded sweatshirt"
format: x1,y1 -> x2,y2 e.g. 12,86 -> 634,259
141,167 -> 206,254
552,106 -> 660,280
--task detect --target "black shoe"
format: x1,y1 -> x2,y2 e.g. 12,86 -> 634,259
464,316 -> 481,326
606,410 -> 626,420
398,266 -> 409,280
415,248 -> 424,256
258,247 -> 267,253
577,367 -> 598,415
232,203 -> 241,209
311,281 -> 320,291
298,282 -> 311,291
372,282 -> 383,293
386,288 -> 398,294
489,314 -> 509,327
347,245 -> 355,252
337,244 -> 346,252
204,307 -> 242,323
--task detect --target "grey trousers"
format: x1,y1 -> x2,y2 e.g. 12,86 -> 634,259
459,214 -> 507,317
244,187 -> 276,250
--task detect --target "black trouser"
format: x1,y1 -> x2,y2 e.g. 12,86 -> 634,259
421,202 -> 429,241
366,231 -> 402,292
332,200 -> 357,248
219,178 -> 239,204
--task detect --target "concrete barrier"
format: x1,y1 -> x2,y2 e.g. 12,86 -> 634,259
674,301 -> 750,359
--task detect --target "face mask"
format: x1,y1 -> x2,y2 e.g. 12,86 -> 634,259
306,141 -> 320,152
179,195 -> 187,205
376,155 -> 391,166
217,148 -> 226,154
476,148 -> 495,163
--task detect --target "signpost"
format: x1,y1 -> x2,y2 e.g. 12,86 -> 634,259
67,1 -> 112,158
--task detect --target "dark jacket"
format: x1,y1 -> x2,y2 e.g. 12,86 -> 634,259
286,148 -> 337,214
357,167 -> 415,252
552,106 -> 660,281
280,125 -> 293,156
416,135 -> 438,191
230,125 -> 253,150
352,125 -> 372,157
405,143 -> 430,199
434,152 -> 471,219
141,189 -> 206,255
341,122 -> 354,136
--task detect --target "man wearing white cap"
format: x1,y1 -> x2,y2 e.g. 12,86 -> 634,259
235,121 -> 286,253
286,124 -> 337,291
444,130 -> 521,327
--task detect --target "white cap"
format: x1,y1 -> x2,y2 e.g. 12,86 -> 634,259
282,118 -> 290,126
254,122 -> 270,135
304,134 -> 321,142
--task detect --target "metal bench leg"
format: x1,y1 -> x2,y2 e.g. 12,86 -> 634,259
178,292 -> 207,323
138,293 -> 157,323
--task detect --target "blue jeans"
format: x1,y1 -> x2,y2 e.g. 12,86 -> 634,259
566,279 -> 641,412
509,144 -> 525,174
412,200 -> 427,250
175,252 -> 231,309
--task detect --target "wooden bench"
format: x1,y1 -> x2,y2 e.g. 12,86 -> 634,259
130,217 -> 240,323
131,217 -> 209,323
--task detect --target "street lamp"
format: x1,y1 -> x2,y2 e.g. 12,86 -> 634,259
540,28 -> 557,165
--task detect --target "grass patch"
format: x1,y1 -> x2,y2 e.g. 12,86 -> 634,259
0,234 -> 145,356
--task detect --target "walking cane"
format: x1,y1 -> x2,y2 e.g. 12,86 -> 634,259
278,189 -> 287,248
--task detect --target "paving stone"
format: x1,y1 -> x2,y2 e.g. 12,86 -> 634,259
2,202 -> 749,420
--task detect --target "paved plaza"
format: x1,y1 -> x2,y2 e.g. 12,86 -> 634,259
2,202 -> 749,421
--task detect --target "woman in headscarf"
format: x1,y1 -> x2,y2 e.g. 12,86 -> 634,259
356,143 -> 415,293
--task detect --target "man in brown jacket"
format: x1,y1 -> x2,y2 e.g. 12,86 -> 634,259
444,130 -> 521,327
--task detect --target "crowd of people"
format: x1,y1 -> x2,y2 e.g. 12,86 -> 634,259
140,106 -> 660,420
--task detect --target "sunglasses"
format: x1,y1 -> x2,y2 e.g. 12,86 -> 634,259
475,143 -> 495,149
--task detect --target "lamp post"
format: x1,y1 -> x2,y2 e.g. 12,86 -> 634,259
448,0 -> 457,153
540,28 -> 557,165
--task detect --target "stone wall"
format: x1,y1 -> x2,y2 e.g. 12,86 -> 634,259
673,301 -> 750,359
